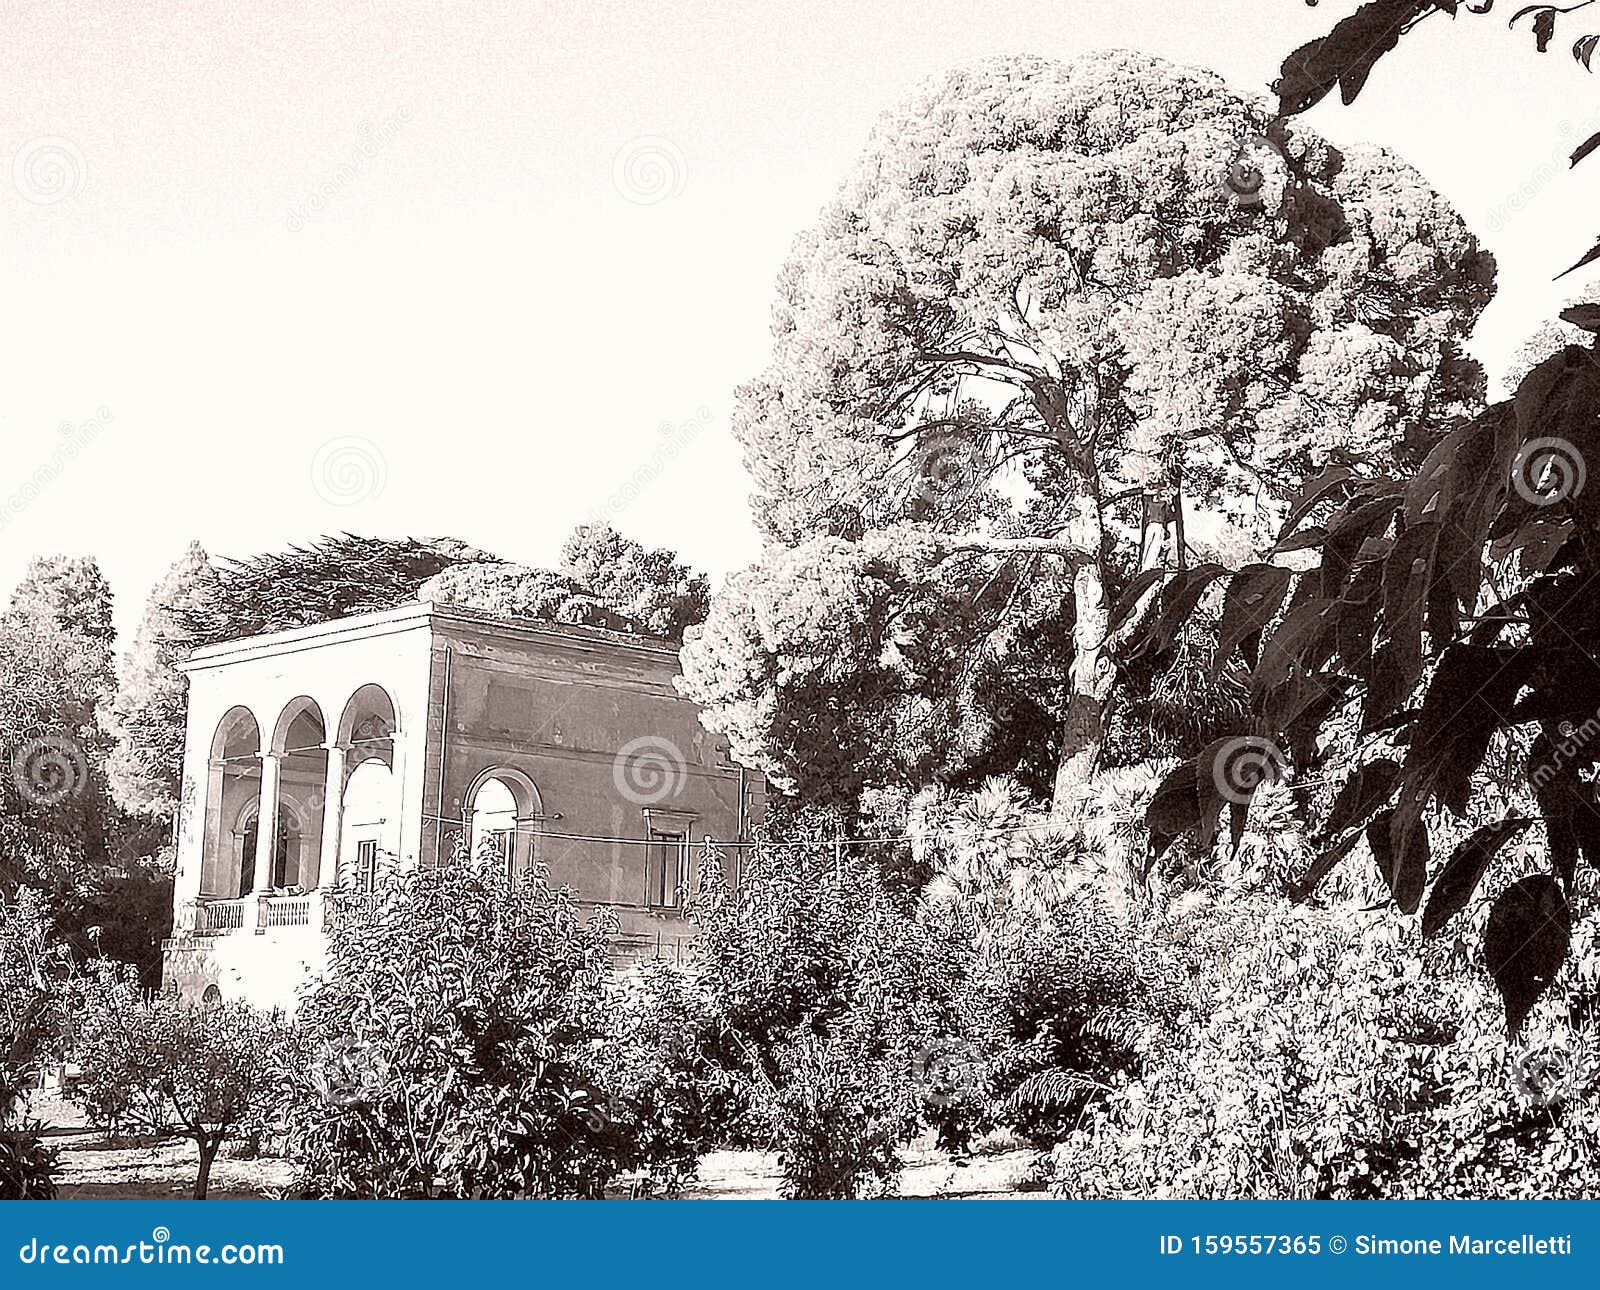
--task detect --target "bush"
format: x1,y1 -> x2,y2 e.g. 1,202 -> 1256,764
69,964 -> 291,1198
0,890 -> 69,1200
284,855 -> 632,1198
630,836 -> 967,1198
1046,871 -> 1600,1199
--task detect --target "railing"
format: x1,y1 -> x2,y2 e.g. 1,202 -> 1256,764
260,895 -> 313,928
196,899 -> 246,935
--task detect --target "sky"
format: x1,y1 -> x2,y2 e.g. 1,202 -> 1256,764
2,0 -> 1597,646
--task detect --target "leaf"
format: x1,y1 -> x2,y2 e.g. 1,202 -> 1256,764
1571,130 -> 1600,168
1137,564 -> 1226,656
1556,234 -> 1600,279
1575,32 -> 1600,68
1484,875 -> 1571,1034
1323,758 -> 1402,840
1145,759 -> 1200,843
1213,564 -> 1293,675
1104,567 -> 1168,641
1422,818 -> 1533,937
1276,466 -> 1354,541
1368,807 -> 1430,913
1559,302 -> 1600,330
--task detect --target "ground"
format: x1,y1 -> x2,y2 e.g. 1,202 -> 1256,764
29,1097 -> 1044,1200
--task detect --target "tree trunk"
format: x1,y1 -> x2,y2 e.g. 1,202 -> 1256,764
1052,559 -> 1112,813
1050,490 -> 1178,814
194,1135 -> 220,1200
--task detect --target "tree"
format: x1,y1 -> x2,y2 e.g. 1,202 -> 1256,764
175,535 -> 497,647
101,543 -> 209,821
685,50 -> 1494,812
69,965 -> 290,1199
421,523 -> 710,643
559,523 -> 709,641
7,556 -> 115,648
284,854 -> 632,1198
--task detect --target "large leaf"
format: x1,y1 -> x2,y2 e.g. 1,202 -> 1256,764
1368,807 -> 1429,913
1421,817 -> 1533,937
1322,758 -> 1402,840
1483,875 -> 1571,1034
1213,563 -> 1292,674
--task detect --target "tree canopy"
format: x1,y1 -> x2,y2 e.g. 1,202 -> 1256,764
684,49 -> 1495,813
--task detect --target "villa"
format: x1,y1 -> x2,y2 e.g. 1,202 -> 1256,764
160,600 -> 764,1010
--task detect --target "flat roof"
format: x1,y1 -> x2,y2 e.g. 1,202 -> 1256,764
178,599 -> 682,672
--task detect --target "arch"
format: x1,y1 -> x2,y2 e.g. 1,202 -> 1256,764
200,984 -> 222,1009
204,707 -> 264,899
269,696 -> 327,757
263,697 -> 330,890
464,767 -> 544,880
210,705 -> 262,762
463,765 -> 544,820
336,684 -> 399,768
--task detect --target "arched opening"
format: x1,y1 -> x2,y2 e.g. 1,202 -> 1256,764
331,685 -> 402,892
268,697 -> 328,890
469,778 -> 519,879
341,758 -> 399,892
463,768 -> 542,882
338,684 -> 398,770
206,707 -> 263,899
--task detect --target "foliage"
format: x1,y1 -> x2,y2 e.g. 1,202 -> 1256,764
0,889 -> 68,1200
68,964 -> 291,1199
1146,320 -> 1600,1030
685,49 -> 1494,817
7,555 -> 115,647
284,854 -> 632,1199
560,522 -> 710,641
1278,0 -> 1600,275
422,523 -> 709,643
640,837 -> 969,1197
175,535 -> 497,647
1048,877 -> 1600,1198
100,542 -> 209,819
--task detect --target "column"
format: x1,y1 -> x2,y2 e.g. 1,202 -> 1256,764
250,752 -> 283,895
317,742 -> 347,889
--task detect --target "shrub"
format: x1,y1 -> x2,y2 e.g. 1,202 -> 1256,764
284,855 -> 631,1198
0,890 -> 67,1200
69,964 -> 291,1199
1047,872 -> 1600,1199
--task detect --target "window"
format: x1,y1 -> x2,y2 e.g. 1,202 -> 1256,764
646,830 -> 687,908
356,839 -> 378,893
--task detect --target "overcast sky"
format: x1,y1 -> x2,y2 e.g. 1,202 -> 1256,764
2,0 -> 1597,644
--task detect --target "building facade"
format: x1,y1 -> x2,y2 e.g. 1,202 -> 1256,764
161,601 -> 763,1011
